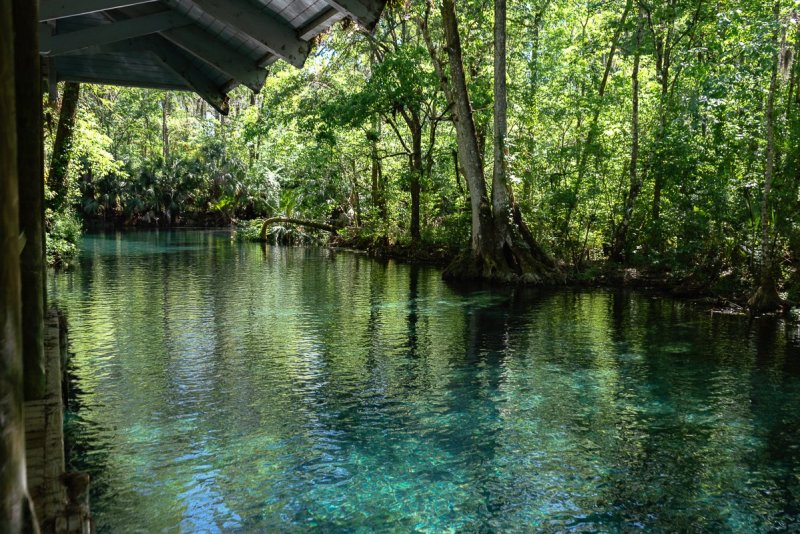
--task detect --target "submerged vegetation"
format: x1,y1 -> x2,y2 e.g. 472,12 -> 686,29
49,0 -> 799,308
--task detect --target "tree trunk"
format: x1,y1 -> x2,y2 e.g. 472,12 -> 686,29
452,149 -> 464,194
350,159 -> 361,227
441,0 -> 493,258
561,0 -> 632,240
527,5 -> 547,95
161,93 -> 170,162
642,0 -> 704,233
48,81 -> 80,212
785,20 -> 800,118
1,0 -> 38,528
749,0 -> 784,313
13,0 -> 46,400
440,0 -> 557,283
369,118 -> 385,219
492,0 -> 510,228
409,114 -> 422,242
651,74 -> 669,224
611,7 -> 643,263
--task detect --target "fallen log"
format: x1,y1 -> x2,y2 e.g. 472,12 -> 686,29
259,217 -> 337,241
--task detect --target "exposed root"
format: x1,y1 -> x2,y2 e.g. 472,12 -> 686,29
443,203 -> 562,285
443,240 -> 563,285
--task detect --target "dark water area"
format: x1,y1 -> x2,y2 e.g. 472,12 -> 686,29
49,230 -> 800,532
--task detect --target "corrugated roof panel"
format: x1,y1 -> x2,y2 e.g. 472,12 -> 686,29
278,3 -> 306,22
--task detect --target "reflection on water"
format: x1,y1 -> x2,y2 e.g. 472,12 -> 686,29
50,230 -> 800,532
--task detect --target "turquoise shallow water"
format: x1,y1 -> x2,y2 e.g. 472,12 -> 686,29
50,230 -> 800,532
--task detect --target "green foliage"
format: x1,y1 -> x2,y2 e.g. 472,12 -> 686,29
58,0 -> 800,294
263,225 -> 322,246
46,209 -> 82,268
233,219 -> 265,242
234,218 -> 327,246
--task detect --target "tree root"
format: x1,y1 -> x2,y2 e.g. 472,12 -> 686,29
443,204 -> 562,285
443,241 -> 563,285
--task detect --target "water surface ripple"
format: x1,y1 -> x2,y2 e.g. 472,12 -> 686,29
50,230 -> 800,532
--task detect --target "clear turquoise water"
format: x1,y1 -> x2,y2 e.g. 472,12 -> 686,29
50,230 -> 800,532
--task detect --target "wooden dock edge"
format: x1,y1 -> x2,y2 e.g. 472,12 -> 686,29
25,309 -> 93,533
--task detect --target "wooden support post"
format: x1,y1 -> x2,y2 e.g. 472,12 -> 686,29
14,0 -> 47,401
1,0 -> 37,530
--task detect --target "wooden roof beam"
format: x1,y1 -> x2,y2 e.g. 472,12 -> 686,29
298,7 -> 345,41
184,0 -> 310,68
142,36 -> 229,115
53,69 -> 191,91
159,26 -> 267,92
97,10 -> 231,113
40,0 -> 159,21
41,11 -> 192,56
324,0 -> 384,31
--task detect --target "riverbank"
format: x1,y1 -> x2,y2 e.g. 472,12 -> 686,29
88,223 -> 792,316
329,233 -> 775,313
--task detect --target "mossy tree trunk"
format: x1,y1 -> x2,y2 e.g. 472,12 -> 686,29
440,0 -> 492,257
48,81 -> 80,212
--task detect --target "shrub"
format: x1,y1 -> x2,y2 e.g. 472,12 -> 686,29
47,209 -> 82,268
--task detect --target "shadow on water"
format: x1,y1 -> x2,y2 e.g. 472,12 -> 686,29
50,231 -> 800,531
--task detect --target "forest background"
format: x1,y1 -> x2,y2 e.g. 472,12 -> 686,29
44,0 -> 800,308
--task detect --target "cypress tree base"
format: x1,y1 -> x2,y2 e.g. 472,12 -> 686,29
747,280 -> 784,314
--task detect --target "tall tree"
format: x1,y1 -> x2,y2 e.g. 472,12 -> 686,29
748,0 -> 784,312
611,6 -> 644,263
491,0 -> 510,233
429,0 -> 556,282
48,81 -> 80,211
641,0 -> 705,225
560,0 -> 633,241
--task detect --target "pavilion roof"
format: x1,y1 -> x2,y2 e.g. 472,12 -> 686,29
39,0 -> 386,114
